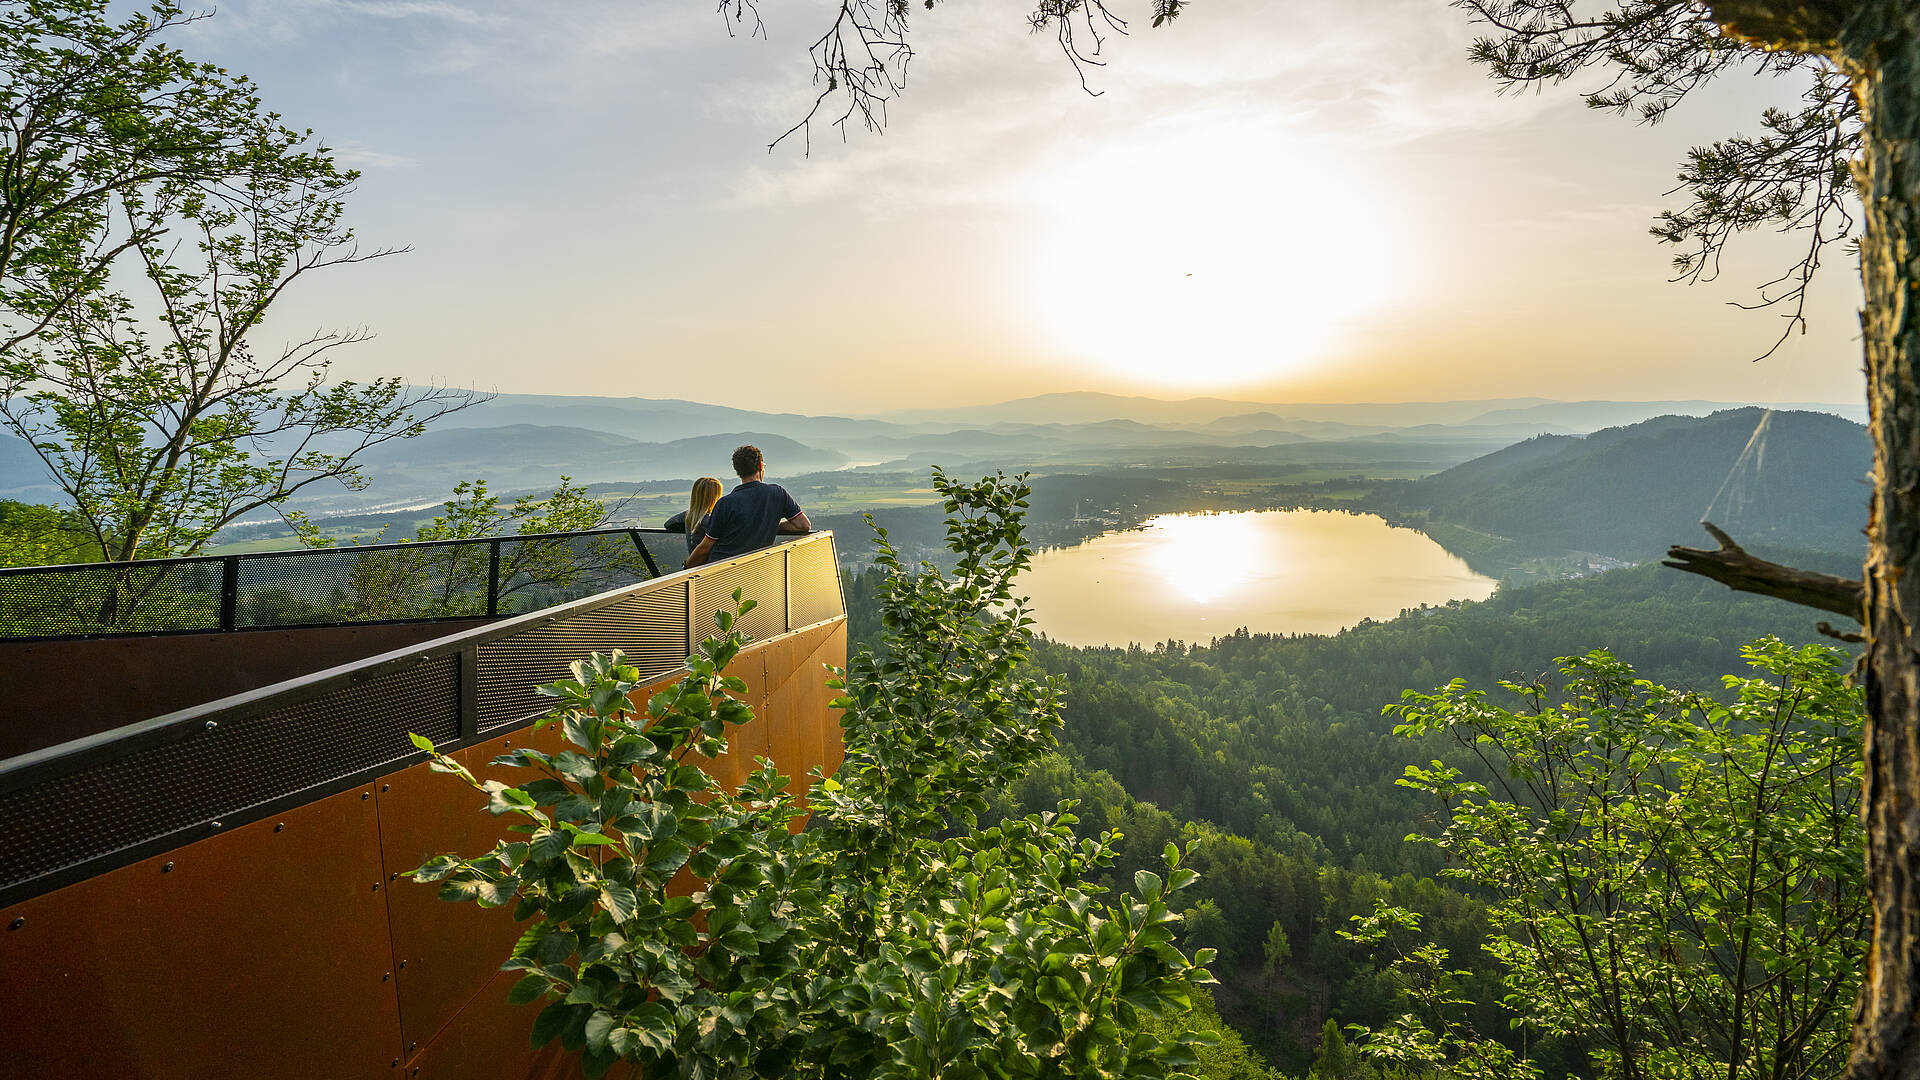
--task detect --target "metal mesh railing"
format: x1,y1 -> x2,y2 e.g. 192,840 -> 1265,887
0,528 -> 667,639
0,531 -> 844,908
0,560 -> 225,637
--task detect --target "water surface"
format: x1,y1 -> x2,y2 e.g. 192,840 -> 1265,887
1019,510 -> 1497,647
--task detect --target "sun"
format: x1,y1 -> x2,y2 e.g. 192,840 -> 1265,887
1026,131 -> 1397,390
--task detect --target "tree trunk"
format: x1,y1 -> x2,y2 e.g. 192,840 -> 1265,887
1845,3 -> 1920,1077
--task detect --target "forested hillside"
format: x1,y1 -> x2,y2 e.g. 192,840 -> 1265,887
846,551 -> 1857,1073
1370,409 -> 1868,570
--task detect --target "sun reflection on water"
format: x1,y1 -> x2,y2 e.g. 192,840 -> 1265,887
1018,509 -> 1497,647
1153,513 -> 1274,604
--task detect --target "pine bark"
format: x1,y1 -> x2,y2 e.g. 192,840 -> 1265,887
1844,3 -> 1920,1076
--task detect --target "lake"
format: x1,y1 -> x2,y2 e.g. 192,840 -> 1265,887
1018,509 -> 1498,647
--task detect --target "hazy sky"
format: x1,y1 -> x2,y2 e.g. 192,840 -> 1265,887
179,0 -> 1868,416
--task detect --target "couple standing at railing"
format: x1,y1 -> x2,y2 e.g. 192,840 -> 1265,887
663,444 -> 813,570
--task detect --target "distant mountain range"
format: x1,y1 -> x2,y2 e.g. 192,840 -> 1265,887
876,392 -> 1565,427
0,390 -> 1869,516
346,427 -> 848,502
874,392 -> 1865,430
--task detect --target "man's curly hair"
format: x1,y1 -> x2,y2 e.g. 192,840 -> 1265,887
732,444 -> 763,479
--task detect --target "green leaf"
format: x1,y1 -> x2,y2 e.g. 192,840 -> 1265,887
584,1009 -> 617,1053
483,780 -> 535,815
510,921 -> 551,960
563,710 -> 597,750
629,1001 -> 675,1051
1134,869 -> 1163,901
581,1044 -> 619,1080
475,878 -> 520,908
552,751 -> 599,784
507,973 -> 548,1005
411,854 -> 460,882
530,1002 -> 572,1049
530,828 -> 569,864
600,882 -> 639,923
589,683 -> 627,719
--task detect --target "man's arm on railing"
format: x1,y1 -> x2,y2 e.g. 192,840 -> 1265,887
684,535 -> 716,569
778,511 -> 812,535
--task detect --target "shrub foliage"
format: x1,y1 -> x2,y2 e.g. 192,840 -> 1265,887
1346,639 -> 1867,1080
412,470 -> 1216,1079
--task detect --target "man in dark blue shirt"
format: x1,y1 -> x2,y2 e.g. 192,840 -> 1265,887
683,444 -> 811,568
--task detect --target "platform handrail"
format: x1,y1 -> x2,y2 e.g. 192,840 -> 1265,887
0,531 -> 846,908
0,526 -> 677,640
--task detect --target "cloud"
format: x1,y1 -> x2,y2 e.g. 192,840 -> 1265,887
183,0 -> 720,97
333,0 -> 501,22
329,142 -> 420,170
176,0 -> 503,42
712,0 -> 1574,219
1529,201 -> 1671,230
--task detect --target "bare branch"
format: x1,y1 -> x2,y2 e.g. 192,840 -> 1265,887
1663,521 -> 1863,618
732,0 -> 1174,152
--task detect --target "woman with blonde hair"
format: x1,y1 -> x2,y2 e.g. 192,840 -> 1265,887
664,477 -> 724,553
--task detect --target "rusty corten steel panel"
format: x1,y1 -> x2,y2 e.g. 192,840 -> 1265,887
679,621 -> 843,798
0,785 -> 403,1080
818,621 -> 849,778
403,968 -> 598,1080
696,644 -> 769,793
390,673 -> 682,1070
403,969 -> 539,1080
0,619 -> 490,760
383,725 -> 571,1058
765,620 -> 847,807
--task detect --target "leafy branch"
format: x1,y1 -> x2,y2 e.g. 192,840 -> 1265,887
1456,0 -> 1860,358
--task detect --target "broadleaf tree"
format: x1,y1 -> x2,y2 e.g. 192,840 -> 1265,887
0,1 -> 476,565
0,498 -> 96,566
1355,640 -> 1867,1079
412,471 -> 1220,1080
725,2 -> 1920,1075
289,478 -> 651,621
1,0 -> 283,350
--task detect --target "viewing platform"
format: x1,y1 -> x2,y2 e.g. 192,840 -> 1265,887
0,530 -> 848,1080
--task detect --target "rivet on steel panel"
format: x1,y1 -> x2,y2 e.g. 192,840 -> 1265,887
8,917 -> 23,930
383,972 -> 391,981
208,821 -> 220,830
391,1060 -> 399,1068
399,960 -> 407,969
381,783 -> 390,792
161,862 -> 173,873
203,720 -> 217,731
362,791 -> 371,800
372,882 -> 381,892
274,822 -> 285,832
